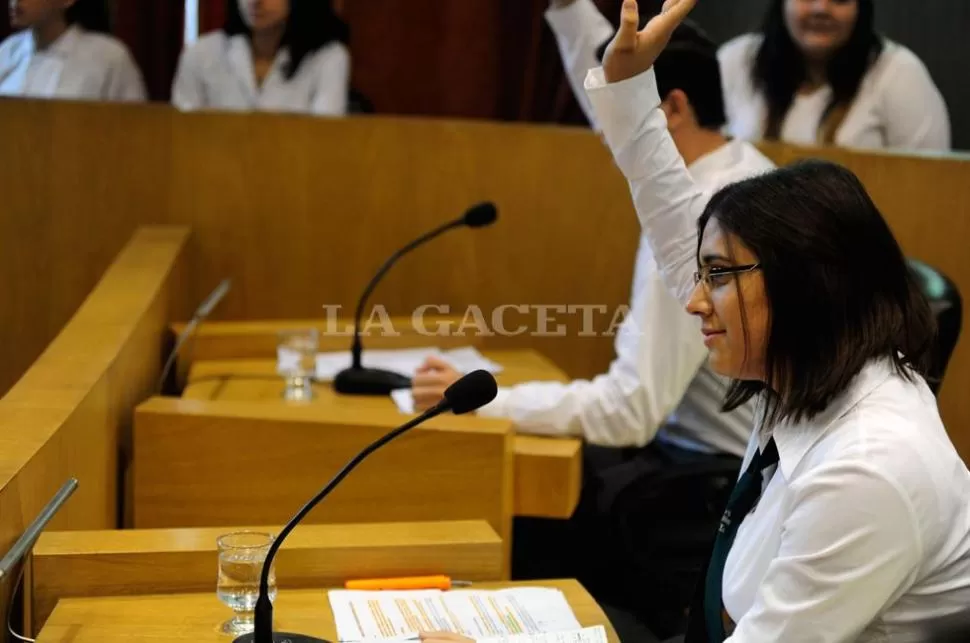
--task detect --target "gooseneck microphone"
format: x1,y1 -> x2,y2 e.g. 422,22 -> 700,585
333,202 -> 498,397
157,278 -> 232,394
234,370 -> 498,643
2,478 -> 78,642
0,478 -> 78,581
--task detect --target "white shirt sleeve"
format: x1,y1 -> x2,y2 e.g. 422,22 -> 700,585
309,43 -> 350,115
726,462 -> 921,642
544,0 -> 615,129
105,45 -> 147,102
171,46 -> 205,111
476,267 -> 707,447
584,66 -> 705,306
875,47 -> 951,151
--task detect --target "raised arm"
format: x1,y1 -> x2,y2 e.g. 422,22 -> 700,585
545,0 -> 615,128
583,0 -> 707,304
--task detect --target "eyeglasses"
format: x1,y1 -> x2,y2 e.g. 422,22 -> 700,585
693,263 -> 761,288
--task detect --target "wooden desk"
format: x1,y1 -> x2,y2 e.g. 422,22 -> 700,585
30,520 -> 503,635
36,580 -> 619,643
181,350 -> 583,519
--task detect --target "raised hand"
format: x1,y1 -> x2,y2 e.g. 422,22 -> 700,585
601,0 -> 698,83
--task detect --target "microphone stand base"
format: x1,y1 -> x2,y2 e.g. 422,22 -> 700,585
232,632 -> 330,643
333,367 -> 412,396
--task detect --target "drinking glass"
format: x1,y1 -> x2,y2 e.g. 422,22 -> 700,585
217,531 -> 277,635
277,328 -> 318,401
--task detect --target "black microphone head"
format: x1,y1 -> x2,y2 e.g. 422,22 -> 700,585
463,202 -> 498,228
443,370 -> 498,414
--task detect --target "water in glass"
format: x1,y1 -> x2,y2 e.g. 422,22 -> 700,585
278,328 -> 319,401
217,531 -> 277,634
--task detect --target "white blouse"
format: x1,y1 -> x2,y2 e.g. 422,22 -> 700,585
171,31 -> 350,115
584,64 -> 970,642
0,25 -> 145,101
718,33 -> 951,151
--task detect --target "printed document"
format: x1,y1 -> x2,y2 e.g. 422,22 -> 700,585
329,587 -> 582,641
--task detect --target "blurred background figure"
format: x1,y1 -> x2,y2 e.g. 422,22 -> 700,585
718,0 -> 951,151
0,0 -> 145,101
171,0 -> 351,115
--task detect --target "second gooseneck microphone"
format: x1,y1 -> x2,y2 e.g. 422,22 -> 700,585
333,202 -> 498,396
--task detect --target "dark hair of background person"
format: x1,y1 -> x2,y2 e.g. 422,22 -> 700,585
223,0 -> 350,80
596,19 -> 727,130
65,0 -> 111,33
698,159 -> 935,426
753,0 -> 883,143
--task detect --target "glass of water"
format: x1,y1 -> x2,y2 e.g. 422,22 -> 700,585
277,328 -> 319,401
217,531 -> 277,635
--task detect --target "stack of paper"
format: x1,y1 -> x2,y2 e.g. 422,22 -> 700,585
328,587 -> 584,641
313,346 -> 503,382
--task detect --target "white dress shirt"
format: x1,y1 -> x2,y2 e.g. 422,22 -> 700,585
172,31 -> 350,115
0,25 -> 145,101
585,64 -> 970,642
545,0 -> 614,129
718,33 -> 951,151
473,0 -> 774,455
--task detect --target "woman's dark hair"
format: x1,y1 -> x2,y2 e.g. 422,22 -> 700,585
699,160 -> 935,427
224,0 -> 349,80
753,0 -> 883,143
65,0 -> 111,33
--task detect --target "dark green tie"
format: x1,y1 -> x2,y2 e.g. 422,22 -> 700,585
703,437 -> 780,641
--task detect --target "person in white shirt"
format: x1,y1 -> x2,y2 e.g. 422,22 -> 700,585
414,5 -> 774,633
413,0 -> 774,462
172,0 -> 351,115
423,2 -> 970,640
0,0 -> 146,101
581,0 -> 970,640
718,0 -> 951,151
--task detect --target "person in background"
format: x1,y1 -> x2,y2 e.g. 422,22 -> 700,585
719,0 -> 950,151
414,0 -> 773,471
0,0 -> 146,101
412,1 -> 774,633
171,0 -> 350,115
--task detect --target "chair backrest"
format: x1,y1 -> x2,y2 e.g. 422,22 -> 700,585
908,258 -> 963,394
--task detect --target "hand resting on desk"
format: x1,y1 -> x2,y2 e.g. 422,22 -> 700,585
412,355 -> 463,411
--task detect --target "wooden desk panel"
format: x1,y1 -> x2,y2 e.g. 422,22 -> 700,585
36,580 -> 619,643
181,350 -> 582,519
31,520 -> 502,635
131,398 -> 515,574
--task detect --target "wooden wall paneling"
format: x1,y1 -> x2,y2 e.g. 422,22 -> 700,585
0,100 -> 174,397
0,226 -> 190,634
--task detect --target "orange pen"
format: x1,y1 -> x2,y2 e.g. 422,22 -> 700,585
344,575 -> 472,591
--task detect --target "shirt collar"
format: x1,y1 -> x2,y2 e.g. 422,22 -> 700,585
227,33 -> 291,96
687,138 -> 745,184
762,358 -> 898,479
27,24 -> 82,58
